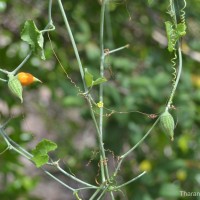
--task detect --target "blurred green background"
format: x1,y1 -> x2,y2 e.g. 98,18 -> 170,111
0,0 -> 200,199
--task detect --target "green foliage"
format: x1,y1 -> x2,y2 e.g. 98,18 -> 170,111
165,21 -> 186,52
84,68 -> 93,87
177,22 -> 187,37
84,68 -> 107,87
0,0 -> 200,199
32,139 -> 57,168
21,20 -> 45,60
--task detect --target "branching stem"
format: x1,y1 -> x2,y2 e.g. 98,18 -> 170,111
114,117 -> 160,177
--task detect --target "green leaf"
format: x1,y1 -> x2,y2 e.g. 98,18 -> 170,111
84,68 -> 93,87
21,20 -> 45,60
93,77 -> 107,86
32,139 -> 57,168
176,23 -> 187,37
165,21 -> 178,52
32,154 -> 49,168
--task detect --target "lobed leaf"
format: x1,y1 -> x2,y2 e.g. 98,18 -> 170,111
32,139 -> 57,168
21,20 -> 45,60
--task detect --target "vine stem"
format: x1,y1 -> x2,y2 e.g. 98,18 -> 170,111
166,45 -> 182,111
41,167 -> 75,192
0,69 -> 9,74
114,117 -> 160,177
56,0 -> 110,184
0,50 -> 32,80
110,192 -> 116,200
97,189 -> 107,200
56,165 -> 97,188
0,129 -> 76,191
99,0 -> 110,182
104,44 -> 130,56
57,0 -> 87,91
115,171 -> 147,189
89,184 -> 108,200
0,127 -> 96,189
48,0 -> 53,23
89,186 -> 103,200
11,51 -> 32,75
166,0 -> 183,111
0,78 -> 7,82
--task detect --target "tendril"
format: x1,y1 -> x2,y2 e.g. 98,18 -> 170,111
180,0 -> 186,25
171,51 -> 177,88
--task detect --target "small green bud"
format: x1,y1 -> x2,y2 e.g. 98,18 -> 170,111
8,75 -> 23,103
160,110 -> 175,141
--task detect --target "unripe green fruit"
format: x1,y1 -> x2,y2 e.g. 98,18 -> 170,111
8,75 -> 23,103
160,110 -> 175,141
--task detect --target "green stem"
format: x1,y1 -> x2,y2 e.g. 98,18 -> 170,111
99,0 -> 110,182
57,0 -> 87,91
74,186 -> 98,191
110,192 -> 115,200
97,189 -> 107,200
89,187 -> 102,200
105,44 -> 129,56
88,99 -> 106,182
0,69 -> 9,75
0,127 -> 96,190
115,171 -> 147,190
40,0 -> 55,34
41,167 -> 75,191
0,130 -> 75,191
48,0 -> 53,23
57,165 -> 97,188
0,128 -> 33,158
166,45 -> 182,111
11,51 -> 32,75
114,117 -> 160,176
56,0 -> 110,184
166,0 -> 183,111
0,78 -> 7,82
